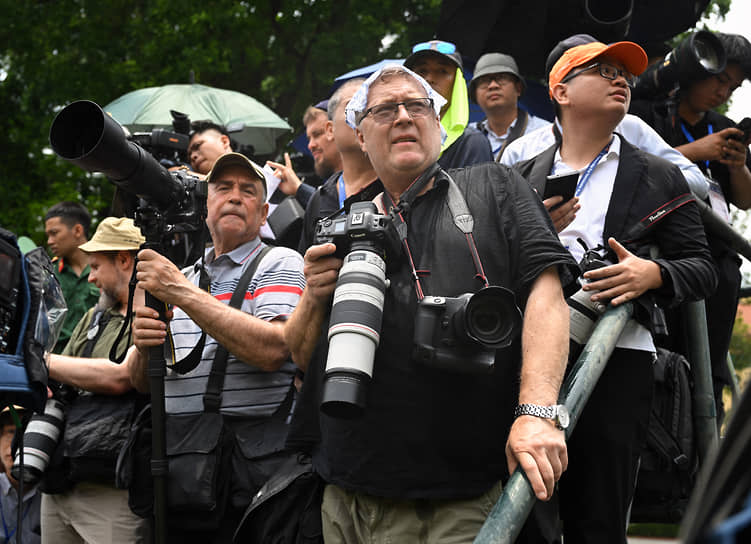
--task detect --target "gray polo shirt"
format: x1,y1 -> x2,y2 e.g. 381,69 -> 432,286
164,238 -> 305,417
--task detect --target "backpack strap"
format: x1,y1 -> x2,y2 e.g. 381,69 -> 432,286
203,246 -> 273,413
82,309 -> 113,358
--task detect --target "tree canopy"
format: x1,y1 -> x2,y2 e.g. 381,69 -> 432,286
0,0 -> 441,241
0,0 -> 731,243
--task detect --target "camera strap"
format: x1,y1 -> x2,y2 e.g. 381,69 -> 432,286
108,259 -> 211,372
382,164 -> 489,301
621,192 -> 696,244
203,245 -> 272,412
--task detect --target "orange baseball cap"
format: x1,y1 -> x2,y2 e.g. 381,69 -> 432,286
548,41 -> 648,97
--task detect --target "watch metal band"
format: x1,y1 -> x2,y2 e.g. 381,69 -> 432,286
514,403 -> 555,420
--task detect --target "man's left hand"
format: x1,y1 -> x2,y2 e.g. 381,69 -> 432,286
505,415 -> 567,501
582,238 -> 662,305
135,248 -> 193,305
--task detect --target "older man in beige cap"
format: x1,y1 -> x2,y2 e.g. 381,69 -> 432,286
43,216 -> 149,544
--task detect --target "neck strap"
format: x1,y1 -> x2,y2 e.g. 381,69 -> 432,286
381,164 -> 489,301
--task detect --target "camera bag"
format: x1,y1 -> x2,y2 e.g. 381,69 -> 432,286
116,246 -> 272,530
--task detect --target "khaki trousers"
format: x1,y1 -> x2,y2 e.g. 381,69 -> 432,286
321,480 -> 503,544
41,482 -> 149,544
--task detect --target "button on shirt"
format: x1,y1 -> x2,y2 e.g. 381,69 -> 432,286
553,136 -> 654,353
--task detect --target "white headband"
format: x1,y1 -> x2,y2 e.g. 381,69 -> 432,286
344,64 -> 447,129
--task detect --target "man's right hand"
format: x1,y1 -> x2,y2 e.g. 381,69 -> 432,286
267,152 -> 303,196
303,243 -> 343,304
543,195 -> 580,233
132,305 -> 173,354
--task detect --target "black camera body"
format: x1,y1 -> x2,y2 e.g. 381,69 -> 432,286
314,202 -> 394,260
413,286 -> 522,374
579,245 -> 610,274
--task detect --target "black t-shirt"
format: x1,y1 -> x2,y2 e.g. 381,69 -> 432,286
289,163 -> 577,499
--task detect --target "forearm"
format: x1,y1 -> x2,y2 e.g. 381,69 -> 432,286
729,165 -> 751,209
519,266 -> 569,405
127,346 -> 150,393
675,141 -> 704,163
49,351 -> 133,395
284,288 -> 329,372
176,286 -> 290,371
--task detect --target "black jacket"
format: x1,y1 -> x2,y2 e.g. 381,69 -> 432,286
513,135 -> 717,323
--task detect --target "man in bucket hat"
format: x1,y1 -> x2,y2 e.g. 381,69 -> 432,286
43,216 -> 150,543
470,52 -> 551,160
513,39 -> 717,543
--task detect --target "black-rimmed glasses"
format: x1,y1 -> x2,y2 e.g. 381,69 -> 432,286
357,98 -> 435,125
561,62 -> 636,88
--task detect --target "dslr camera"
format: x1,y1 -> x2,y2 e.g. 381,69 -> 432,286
314,202 -> 396,419
567,240 -> 612,345
412,287 -> 522,374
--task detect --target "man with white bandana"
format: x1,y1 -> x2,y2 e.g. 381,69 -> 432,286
284,64 -> 578,542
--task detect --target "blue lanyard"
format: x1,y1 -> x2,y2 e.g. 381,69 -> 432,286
0,492 -> 32,542
680,121 -> 713,170
337,174 -> 346,209
575,138 -> 613,197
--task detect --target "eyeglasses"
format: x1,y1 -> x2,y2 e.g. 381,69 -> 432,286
476,73 -> 518,89
412,40 -> 456,55
357,98 -> 435,125
561,62 -> 636,87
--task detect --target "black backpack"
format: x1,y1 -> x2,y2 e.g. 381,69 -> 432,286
631,348 -> 698,523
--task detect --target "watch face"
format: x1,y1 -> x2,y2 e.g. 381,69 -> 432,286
557,405 -> 570,429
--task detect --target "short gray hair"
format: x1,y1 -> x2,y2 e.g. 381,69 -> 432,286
327,78 -> 366,120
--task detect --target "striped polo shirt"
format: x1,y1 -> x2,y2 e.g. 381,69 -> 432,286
164,238 -> 305,417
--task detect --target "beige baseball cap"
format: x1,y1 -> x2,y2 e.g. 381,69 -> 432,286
78,217 -> 145,253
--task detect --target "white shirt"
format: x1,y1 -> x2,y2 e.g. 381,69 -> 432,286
553,135 -> 654,352
501,113 -> 710,199
479,112 -> 551,156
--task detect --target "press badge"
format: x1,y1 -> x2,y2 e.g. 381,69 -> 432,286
708,179 -> 730,223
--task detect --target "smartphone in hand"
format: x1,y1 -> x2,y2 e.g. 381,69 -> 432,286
544,172 -> 579,211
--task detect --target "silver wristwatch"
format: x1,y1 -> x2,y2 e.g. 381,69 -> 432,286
514,403 -> 570,430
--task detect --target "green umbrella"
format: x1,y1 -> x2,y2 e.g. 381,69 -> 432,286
103,83 -> 291,156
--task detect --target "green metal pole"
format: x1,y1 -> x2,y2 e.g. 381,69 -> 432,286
727,352 -> 741,404
474,302 -> 634,544
684,300 -> 718,462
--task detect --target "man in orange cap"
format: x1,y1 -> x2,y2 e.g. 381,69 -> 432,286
515,40 -> 717,542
